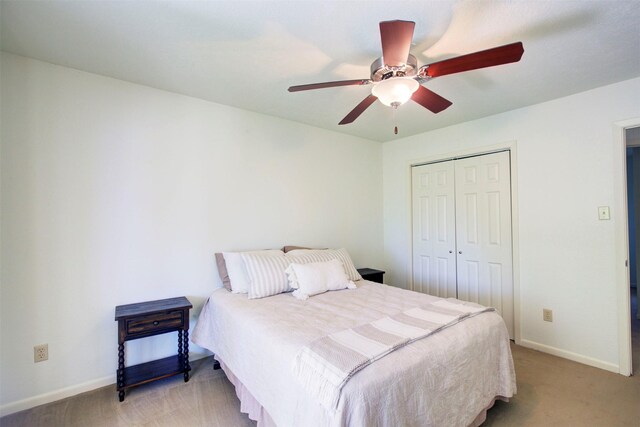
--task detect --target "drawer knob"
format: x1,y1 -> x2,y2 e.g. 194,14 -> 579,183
153,321 -> 159,326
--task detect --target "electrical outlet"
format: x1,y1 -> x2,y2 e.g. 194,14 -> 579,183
34,344 -> 48,363
598,206 -> 610,220
543,309 -> 553,322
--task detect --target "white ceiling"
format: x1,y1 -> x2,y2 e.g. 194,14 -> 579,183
2,0 -> 639,142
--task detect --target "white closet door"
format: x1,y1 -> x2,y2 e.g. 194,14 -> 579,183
411,161 -> 457,298
454,151 -> 513,338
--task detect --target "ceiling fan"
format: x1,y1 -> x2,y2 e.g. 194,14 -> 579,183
288,20 -> 524,126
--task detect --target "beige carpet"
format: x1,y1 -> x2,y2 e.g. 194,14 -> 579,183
0,358 -> 253,427
485,289 -> 640,426
2,294 -> 639,426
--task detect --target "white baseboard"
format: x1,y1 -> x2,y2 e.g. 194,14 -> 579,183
0,375 -> 114,417
0,353 -> 211,417
518,339 -> 619,374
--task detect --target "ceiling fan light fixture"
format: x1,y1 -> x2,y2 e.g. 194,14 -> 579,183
372,77 -> 419,108
287,19 -> 523,126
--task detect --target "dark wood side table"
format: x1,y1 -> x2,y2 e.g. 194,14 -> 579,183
357,268 -> 385,284
115,296 -> 192,402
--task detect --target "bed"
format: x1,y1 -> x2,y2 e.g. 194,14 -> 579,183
192,267 -> 516,427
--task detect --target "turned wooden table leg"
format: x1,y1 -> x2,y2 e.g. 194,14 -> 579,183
183,330 -> 190,382
117,343 -> 125,402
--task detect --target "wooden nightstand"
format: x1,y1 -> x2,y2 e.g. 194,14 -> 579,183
115,296 -> 192,402
357,268 -> 385,284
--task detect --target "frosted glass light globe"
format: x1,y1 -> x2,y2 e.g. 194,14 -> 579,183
371,77 -> 420,108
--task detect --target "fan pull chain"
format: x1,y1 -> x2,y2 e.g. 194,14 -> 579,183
392,105 -> 398,135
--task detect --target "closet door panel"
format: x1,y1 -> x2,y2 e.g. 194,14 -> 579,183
458,260 -> 479,302
454,151 -> 513,337
411,162 -> 457,298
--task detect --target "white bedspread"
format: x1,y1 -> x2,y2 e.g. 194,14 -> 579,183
192,281 -> 516,427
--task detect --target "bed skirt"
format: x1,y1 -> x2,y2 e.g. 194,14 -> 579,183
218,357 -> 507,427
219,358 -> 277,427
469,396 -> 510,427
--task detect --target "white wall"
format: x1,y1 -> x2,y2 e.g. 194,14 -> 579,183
383,77 -> 640,372
0,53 -> 383,413
3,48 -> 639,414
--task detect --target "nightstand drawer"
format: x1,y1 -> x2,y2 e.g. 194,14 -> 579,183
126,310 -> 184,336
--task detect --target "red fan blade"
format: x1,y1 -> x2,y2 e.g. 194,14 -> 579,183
339,95 -> 378,125
425,42 -> 524,78
379,20 -> 415,67
288,79 -> 370,92
411,85 -> 452,114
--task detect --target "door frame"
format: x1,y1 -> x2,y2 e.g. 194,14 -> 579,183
407,140 -> 521,343
613,118 -> 640,376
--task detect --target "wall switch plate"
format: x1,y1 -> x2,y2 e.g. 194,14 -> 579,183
543,309 -> 553,322
598,206 -> 610,220
34,344 -> 48,362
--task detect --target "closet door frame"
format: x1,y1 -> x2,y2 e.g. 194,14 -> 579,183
408,142 -> 521,343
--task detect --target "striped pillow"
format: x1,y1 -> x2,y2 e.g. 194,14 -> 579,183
225,249 -> 285,294
242,253 -> 293,299
285,248 -> 362,282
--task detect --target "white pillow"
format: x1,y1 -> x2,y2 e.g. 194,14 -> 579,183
285,263 -> 327,299
241,253 -> 293,299
223,249 -> 284,293
284,255 -> 345,289
286,259 -> 356,301
285,248 -> 362,281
